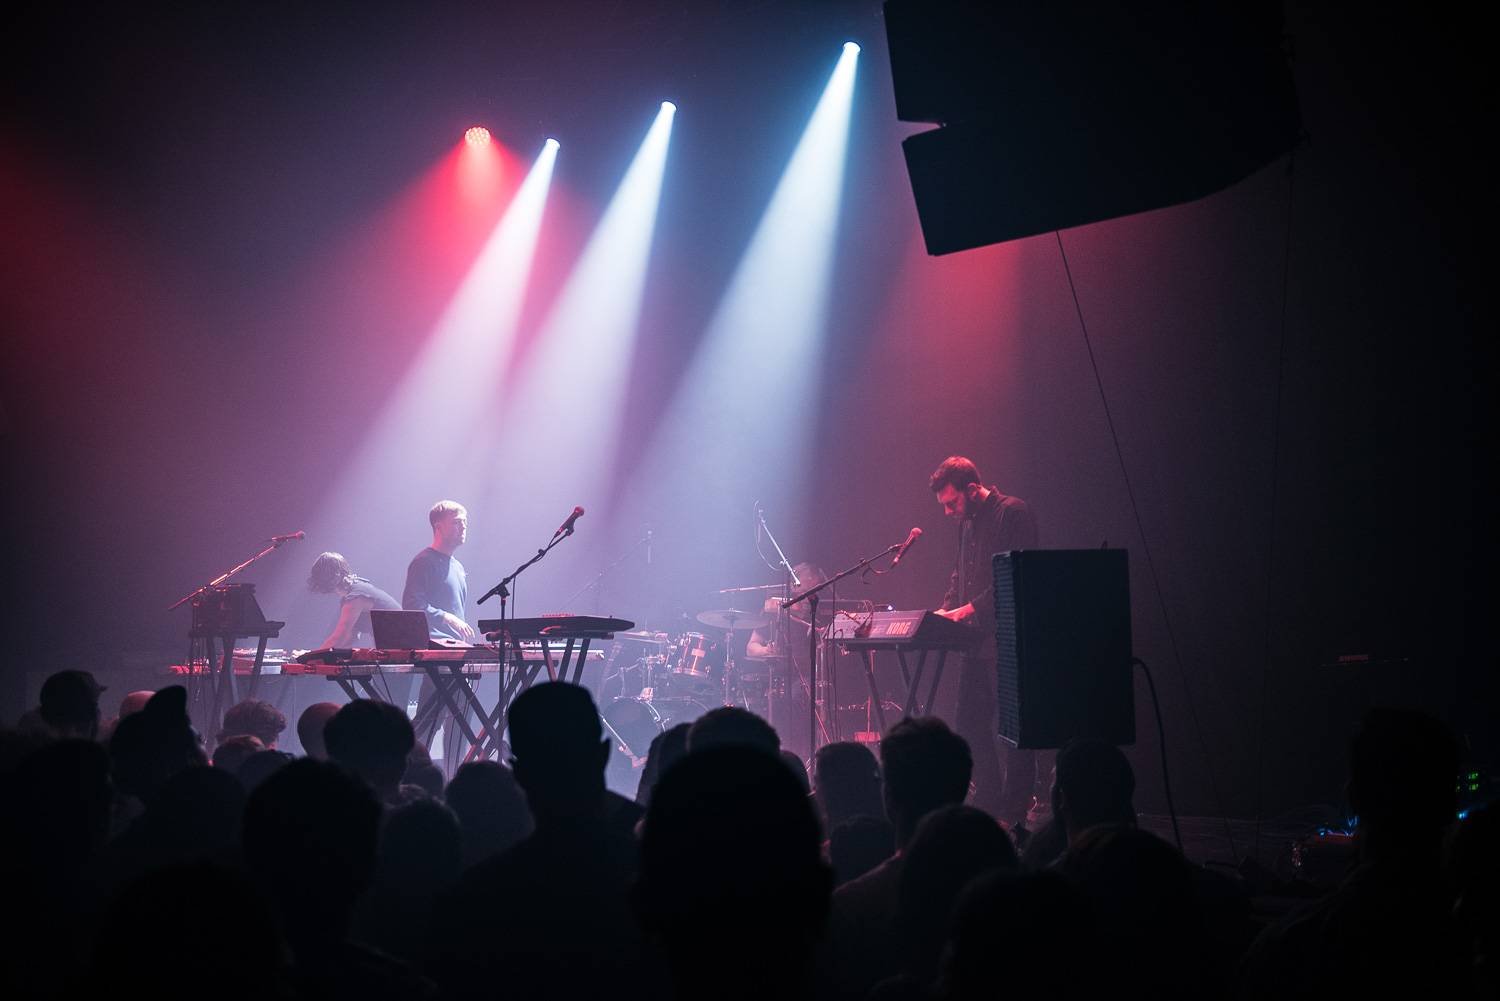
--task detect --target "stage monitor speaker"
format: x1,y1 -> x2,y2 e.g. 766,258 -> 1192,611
993,549 -> 1134,749
884,0 -> 1301,254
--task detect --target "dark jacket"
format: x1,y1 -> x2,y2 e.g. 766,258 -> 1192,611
941,488 -> 1038,635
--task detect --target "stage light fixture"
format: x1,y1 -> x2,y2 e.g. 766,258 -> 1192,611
545,137 -> 560,150
844,41 -> 861,54
618,42 -> 860,571
465,126 -> 492,147
266,139 -> 559,617
487,101 -> 676,500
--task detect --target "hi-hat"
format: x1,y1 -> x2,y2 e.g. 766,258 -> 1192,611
619,630 -> 670,643
695,608 -> 768,630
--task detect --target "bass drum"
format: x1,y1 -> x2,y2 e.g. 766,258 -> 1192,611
601,695 -> 711,761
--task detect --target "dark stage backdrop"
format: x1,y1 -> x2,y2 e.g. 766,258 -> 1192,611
2,1 -> 1488,818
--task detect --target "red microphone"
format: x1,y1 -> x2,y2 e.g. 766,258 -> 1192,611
554,506 -> 585,538
270,531 -> 306,544
891,527 -> 922,566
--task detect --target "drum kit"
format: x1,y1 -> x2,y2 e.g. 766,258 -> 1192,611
600,582 -> 894,777
600,591 -> 779,765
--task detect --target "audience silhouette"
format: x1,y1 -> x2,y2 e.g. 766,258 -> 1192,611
685,704 -> 780,755
638,744 -> 833,1001
1021,737 -> 1136,870
296,701 -> 342,759
940,869 -> 1099,999
4,666 -> 1486,1001
886,804 -> 1019,989
428,682 -> 647,1000
830,815 -> 896,887
212,733 -> 265,774
219,697 -> 288,748
3,738 -> 112,999
38,669 -> 105,740
324,698 -> 419,806
83,861 -> 294,1001
243,757 -> 432,999
1237,707 -> 1468,999
107,686 -> 206,805
814,740 -> 885,834
824,716 -> 973,1000
442,759 -> 533,866
634,721 -> 690,807
354,798 -> 462,964
1062,824 -> 1212,998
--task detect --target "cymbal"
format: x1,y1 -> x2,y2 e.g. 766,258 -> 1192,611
619,630 -> 670,643
696,608 -> 768,630
716,583 -> 784,594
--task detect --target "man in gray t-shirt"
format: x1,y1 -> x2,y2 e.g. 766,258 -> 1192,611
403,500 -> 475,643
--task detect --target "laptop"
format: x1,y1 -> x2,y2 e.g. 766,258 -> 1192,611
370,609 -> 442,650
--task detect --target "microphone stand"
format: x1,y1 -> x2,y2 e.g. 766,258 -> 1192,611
782,538 -> 904,756
562,530 -> 652,614
166,535 -> 299,739
167,536 -> 298,612
476,525 -> 577,685
756,508 -> 800,733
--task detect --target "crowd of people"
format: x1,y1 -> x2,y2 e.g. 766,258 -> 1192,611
2,668 -> 1492,999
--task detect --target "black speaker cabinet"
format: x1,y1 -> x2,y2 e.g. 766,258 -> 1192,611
885,1 -> 1301,254
993,549 -> 1134,748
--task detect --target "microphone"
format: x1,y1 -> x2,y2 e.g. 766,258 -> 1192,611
270,531 -> 306,544
554,506 -> 585,538
891,527 -> 922,567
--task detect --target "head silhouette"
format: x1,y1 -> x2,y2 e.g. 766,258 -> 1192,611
445,760 -> 532,864
376,797 -> 462,890
636,722 -> 691,807
39,670 -> 105,739
507,682 -> 608,821
880,717 -> 972,845
109,686 -> 206,803
1053,739 -> 1136,840
242,758 -> 381,950
637,746 -> 832,999
896,804 -> 1019,981
296,702 -> 341,759
218,699 -> 287,747
211,734 -> 264,775
118,690 -> 156,719
1061,825 -> 1205,996
686,706 -> 780,756
236,748 -> 294,792
814,741 -> 884,832
323,699 -> 415,800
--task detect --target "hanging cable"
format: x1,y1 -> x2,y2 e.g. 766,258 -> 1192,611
1055,230 -> 1239,858
1133,657 -> 1182,851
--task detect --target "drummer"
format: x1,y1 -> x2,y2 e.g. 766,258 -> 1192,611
745,562 -> 827,660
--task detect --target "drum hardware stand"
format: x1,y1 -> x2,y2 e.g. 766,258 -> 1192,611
782,536 -> 906,757
717,609 -> 743,708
